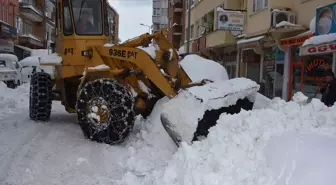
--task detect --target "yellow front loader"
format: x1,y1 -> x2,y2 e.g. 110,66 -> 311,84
29,0 -> 260,145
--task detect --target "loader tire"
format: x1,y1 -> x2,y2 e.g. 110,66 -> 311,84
76,78 -> 135,145
29,72 -> 53,121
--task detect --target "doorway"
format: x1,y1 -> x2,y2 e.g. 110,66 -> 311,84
288,62 -> 304,100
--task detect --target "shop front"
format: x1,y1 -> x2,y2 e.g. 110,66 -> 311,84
279,32 -> 314,100
299,38 -> 336,100
236,35 -> 265,82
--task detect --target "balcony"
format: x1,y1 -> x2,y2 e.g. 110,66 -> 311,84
192,36 -> 206,52
173,1 -> 183,13
172,24 -> 182,35
205,30 -> 235,48
19,2 -> 43,23
18,34 -> 44,48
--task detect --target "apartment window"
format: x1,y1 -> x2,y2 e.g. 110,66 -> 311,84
190,24 -> 194,39
252,0 -> 268,12
161,8 -> 167,17
1,5 -> 4,22
153,8 -> 160,16
24,23 -> 32,34
195,20 -> 199,38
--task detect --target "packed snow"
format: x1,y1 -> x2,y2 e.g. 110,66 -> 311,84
1,67 -> 336,185
118,93 -> 336,185
31,49 -> 62,65
137,44 -> 159,59
302,33 -> 336,46
180,54 -> 229,82
237,35 -> 264,45
275,21 -> 300,28
161,78 -> 260,144
0,82 -> 176,185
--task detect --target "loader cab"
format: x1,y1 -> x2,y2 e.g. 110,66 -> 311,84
56,0 -> 109,37
55,0 -> 110,65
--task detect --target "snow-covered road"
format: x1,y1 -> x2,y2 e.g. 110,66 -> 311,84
0,83 -> 177,185
2,81 -> 336,185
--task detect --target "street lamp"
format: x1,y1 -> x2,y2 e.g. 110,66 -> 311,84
140,23 -> 152,34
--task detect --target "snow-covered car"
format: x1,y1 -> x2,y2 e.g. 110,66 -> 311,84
0,53 -> 22,88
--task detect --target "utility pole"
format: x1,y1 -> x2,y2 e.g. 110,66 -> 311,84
186,0 -> 191,54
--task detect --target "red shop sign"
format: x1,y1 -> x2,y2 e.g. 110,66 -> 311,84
300,42 -> 336,56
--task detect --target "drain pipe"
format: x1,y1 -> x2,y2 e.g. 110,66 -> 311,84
185,0 -> 191,54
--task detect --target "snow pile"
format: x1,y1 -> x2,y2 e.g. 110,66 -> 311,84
302,33 -> 336,46
292,91 -> 308,105
0,82 -> 30,118
137,44 -> 159,59
161,78 -> 259,143
178,46 -> 185,55
180,54 -> 229,82
275,21 -> 300,28
31,49 -> 62,65
19,56 -> 55,79
0,84 -> 177,184
119,94 -> 336,185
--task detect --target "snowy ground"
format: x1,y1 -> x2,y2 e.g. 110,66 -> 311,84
0,82 -> 177,185
1,82 -> 336,185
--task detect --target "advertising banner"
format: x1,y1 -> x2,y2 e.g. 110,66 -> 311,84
217,7 -> 244,31
316,2 -> 336,36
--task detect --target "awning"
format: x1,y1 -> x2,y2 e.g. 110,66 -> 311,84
237,35 -> 265,49
280,31 -> 314,46
299,33 -> 336,56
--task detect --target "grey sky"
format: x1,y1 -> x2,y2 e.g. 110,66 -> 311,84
108,0 -> 152,42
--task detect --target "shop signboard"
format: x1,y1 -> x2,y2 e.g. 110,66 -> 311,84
0,22 -> 17,37
299,42 -> 336,56
0,39 -> 14,53
216,7 -> 244,31
315,2 -> 336,36
280,34 -> 313,46
305,56 -> 331,82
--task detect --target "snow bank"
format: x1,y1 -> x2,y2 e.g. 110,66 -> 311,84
275,21 -> 300,28
137,44 -> 159,59
19,56 -> 55,79
180,54 -> 229,82
0,82 -> 30,118
302,33 -> 336,46
161,78 -> 259,143
120,94 -> 336,185
178,46 -> 185,55
31,49 -> 62,65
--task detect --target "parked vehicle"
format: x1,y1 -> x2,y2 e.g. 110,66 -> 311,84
0,54 -> 23,88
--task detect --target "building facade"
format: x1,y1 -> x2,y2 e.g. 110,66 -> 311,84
107,1 -> 119,43
17,0 -> 55,49
236,0 -> 335,100
0,0 -> 19,54
182,0 -> 244,79
167,0 -> 184,49
152,0 -> 168,32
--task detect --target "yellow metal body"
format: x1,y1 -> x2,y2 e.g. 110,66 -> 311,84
52,0 -> 193,114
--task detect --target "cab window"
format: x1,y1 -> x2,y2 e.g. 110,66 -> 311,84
71,0 -> 103,35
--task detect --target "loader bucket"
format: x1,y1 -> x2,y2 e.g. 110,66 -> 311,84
160,78 -> 260,146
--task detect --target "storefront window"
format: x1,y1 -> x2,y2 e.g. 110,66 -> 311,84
302,54 -> 333,98
291,64 -> 303,96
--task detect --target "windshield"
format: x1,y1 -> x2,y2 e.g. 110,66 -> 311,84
71,0 -> 103,35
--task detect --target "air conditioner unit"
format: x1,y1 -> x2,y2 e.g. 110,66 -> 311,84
271,11 -> 296,27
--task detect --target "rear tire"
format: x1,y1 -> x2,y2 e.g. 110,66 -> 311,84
29,72 -> 53,121
76,78 -> 135,145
